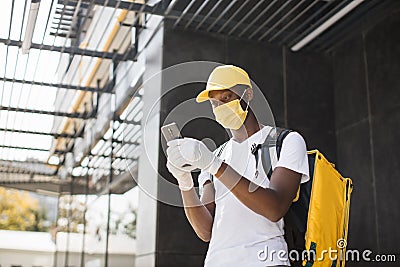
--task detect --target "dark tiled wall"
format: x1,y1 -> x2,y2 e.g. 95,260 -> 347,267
285,49 -> 336,161
332,11 -> 400,265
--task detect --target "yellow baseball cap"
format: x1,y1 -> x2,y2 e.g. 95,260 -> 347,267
196,65 -> 252,103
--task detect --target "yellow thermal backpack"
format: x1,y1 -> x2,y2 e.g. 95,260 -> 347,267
259,127 -> 353,267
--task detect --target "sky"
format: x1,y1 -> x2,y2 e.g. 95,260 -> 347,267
0,0 -> 128,166
0,0 -> 61,162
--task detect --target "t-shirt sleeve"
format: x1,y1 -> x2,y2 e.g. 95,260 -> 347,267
198,170 -> 212,197
275,131 -> 310,184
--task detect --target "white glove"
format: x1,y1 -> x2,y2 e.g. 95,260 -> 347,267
166,137 -> 223,175
166,160 -> 194,191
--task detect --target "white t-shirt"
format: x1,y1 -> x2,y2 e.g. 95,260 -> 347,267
198,125 -> 310,267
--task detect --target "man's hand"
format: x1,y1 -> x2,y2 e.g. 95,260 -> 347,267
167,138 -> 223,175
166,160 -> 194,191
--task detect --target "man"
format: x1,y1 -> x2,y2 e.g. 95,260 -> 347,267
166,65 -> 309,267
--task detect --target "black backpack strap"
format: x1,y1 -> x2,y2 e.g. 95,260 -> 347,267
208,127 -> 292,182
250,143 -> 262,178
217,141 -> 228,158
209,141 -> 228,182
277,129 -> 292,157
266,128 -> 293,179
249,127 -> 292,180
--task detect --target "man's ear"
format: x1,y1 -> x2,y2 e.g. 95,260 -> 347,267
245,87 -> 254,102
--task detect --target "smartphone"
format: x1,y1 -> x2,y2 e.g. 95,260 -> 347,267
161,123 -> 192,168
161,122 -> 182,142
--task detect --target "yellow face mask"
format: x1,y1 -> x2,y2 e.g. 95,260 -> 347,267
212,91 -> 249,130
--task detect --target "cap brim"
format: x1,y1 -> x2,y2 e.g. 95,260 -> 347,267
195,85 -> 228,103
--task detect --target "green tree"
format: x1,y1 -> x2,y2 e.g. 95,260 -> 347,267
29,206 -> 49,232
0,186 -> 49,231
123,207 -> 137,239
